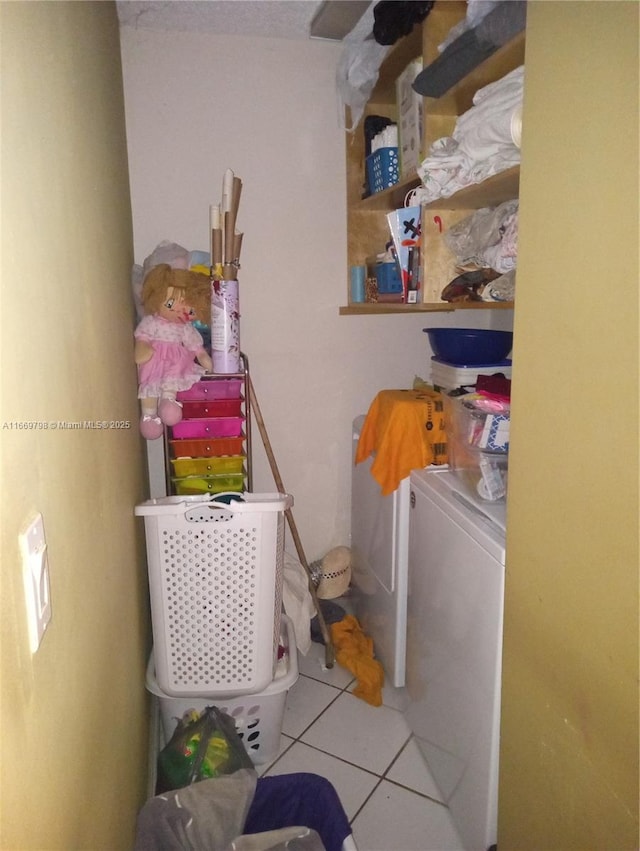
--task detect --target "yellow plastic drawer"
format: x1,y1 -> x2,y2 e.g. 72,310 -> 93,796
170,456 -> 245,478
171,473 -> 245,496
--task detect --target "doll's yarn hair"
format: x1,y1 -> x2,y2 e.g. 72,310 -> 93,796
142,263 -> 211,323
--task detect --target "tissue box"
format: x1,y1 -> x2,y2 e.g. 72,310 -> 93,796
396,58 -> 423,177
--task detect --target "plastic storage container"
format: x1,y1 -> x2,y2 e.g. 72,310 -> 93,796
135,492 -> 292,698
430,357 -> 512,392
445,393 -> 510,454
445,394 -> 509,502
146,615 -> 299,765
447,435 -> 508,502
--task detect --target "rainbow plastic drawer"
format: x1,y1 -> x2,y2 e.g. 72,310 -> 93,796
171,473 -> 245,495
171,417 -> 244,440
170,455 -> 245,478
169,436 -> 245,458
181,398 -> 243,419
177,379 -> 242,402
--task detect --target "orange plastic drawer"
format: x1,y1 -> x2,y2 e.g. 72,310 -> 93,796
169,437 -> 245,458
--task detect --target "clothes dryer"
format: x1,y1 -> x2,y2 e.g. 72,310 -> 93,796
405,468 -> 506,851
350,415 -> 409,688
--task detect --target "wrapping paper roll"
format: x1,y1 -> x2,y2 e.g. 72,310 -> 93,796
211,279 -> 240,373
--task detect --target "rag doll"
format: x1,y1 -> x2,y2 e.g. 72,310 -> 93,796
134,263 -> 212,440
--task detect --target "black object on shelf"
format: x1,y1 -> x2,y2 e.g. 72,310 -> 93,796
412,0 -> 526,99
372,1 -> 434,46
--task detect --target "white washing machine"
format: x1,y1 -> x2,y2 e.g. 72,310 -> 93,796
405,468 -> 506,851
350,415 -> 409,688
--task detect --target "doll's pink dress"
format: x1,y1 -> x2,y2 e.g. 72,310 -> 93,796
135,314 -> 207,399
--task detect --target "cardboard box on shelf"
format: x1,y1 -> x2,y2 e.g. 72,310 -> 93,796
396,58 -> 423,178
386,205 -> 421,303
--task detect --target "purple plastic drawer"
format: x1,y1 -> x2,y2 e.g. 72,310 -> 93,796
171,417 -> 244,440
177,379 -> 242,402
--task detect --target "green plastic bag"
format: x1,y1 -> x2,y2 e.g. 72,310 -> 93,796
156,705 -> 254,794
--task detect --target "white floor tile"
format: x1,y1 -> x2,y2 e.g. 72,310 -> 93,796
263,741 -> 380,821
347,678 -> 409,712
300,691 -> 411,775
282,675 -> 341,739
298,642 -> 355,689
350,780 -> 465,851
386,738 -> 445,803
254,734 -> 295,777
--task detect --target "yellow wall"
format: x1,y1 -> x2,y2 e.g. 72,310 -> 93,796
0,2 -> 151,848
500,2 -> 639,848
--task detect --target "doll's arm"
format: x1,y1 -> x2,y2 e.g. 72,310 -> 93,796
196,348 -> 212,373
134,339 -> 154,365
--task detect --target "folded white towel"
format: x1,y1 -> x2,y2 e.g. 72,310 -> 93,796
416,65 -> 524,203
454,66 -> 524,162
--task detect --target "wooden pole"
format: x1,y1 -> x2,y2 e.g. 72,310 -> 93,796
248,376 -> 335,668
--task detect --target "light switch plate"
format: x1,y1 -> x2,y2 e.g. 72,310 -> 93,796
19,513 -> 52,653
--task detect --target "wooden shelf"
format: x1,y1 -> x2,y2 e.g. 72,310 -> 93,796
358,173 -> 421,210
344,4 -> 523,316
339,301 -> 514,316
423,166 -> 520,210
355,166 -> 519,213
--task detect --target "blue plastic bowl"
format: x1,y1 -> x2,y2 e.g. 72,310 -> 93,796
423,328 -> 513,366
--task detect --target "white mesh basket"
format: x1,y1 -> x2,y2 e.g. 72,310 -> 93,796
135,493 -> 292,698
146,615 -> 299,766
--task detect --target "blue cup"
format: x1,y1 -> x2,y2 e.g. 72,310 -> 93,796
350,266 -> 366,303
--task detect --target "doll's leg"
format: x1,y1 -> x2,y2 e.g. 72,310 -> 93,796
158,393 -> 183,427
140,397 -> 164,440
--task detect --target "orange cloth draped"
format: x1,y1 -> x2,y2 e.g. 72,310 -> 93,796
355,389 -> 448,495
330,615 -> 384,707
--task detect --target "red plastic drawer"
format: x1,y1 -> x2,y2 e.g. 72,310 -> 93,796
181,398 -> 242,419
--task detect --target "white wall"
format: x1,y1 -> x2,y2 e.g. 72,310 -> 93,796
119,25 -> 499,559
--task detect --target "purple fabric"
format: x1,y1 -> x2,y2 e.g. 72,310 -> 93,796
243,773 -> 351,851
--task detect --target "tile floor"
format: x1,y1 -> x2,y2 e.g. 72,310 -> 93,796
255,639 -> 466,851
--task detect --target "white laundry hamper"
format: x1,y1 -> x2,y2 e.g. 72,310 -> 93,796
135,492 -> 292,699
146,614 -> 299,766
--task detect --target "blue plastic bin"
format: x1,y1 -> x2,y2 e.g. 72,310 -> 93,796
375,262 -> 403,294
366,147 -> 399,194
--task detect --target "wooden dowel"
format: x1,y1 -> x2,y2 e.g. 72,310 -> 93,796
248,376 -> 335,668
